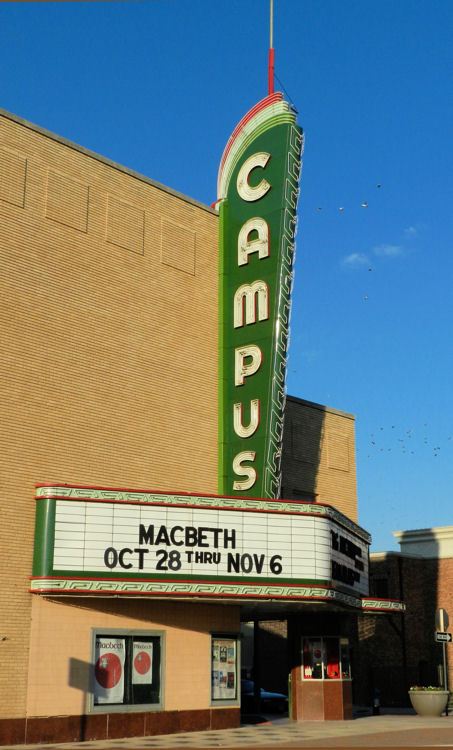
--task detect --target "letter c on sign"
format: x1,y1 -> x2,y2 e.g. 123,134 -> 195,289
118,548 -> 133,569
237,153 -> 271,202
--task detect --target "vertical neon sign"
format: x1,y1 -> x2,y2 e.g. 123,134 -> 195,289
217,93 -> 303,498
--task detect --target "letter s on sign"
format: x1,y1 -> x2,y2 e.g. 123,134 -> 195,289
237,153 -> 271,202
232,451 -> 256,491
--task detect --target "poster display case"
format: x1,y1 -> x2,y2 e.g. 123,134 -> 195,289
92,631 -> 162,710
211,635 -> 239,703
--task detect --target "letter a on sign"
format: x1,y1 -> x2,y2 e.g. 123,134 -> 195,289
216,93 -> 303,499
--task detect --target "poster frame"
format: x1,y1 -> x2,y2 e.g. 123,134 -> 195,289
88,628 -> 165,714
210,632 -> 241,707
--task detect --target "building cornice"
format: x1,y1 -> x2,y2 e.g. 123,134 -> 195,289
0,108 -> 217,216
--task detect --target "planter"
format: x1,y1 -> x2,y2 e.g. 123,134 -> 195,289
409,690 -> 449,717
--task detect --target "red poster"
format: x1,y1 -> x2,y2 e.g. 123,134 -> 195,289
94,637 -> 125,704
132,641 -> 153,685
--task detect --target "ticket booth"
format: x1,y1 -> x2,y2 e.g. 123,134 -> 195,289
290,615 -> 354,720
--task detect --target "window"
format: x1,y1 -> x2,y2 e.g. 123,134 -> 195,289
302,637 -> 351,680
91,631 -> 163,711
211,634 -> 239,704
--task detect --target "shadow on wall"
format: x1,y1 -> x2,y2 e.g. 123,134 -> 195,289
280,396 -> 325,504
47,596 -> 224,635
68,658 -> 92,741
353,531 -> 443,707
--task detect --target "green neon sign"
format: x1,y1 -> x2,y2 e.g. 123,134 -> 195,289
217,93 -> 303,499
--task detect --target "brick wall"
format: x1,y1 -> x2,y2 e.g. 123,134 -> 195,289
354,552 -> 453,706
26,597 -> 239,717
281,397 -> 358,521
0,112 -> 218,718
0,109 -> 362,723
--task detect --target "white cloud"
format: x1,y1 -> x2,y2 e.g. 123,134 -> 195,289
404,226 -> 418,238
342,252 -> 370,268
373,243 -> 404,257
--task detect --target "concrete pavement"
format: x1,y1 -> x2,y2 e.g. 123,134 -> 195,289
2,712 -> 453,750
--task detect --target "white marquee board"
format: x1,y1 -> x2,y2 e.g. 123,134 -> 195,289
32,486 -> 369,599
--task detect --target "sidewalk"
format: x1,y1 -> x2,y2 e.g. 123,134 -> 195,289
3,712 -> 453,750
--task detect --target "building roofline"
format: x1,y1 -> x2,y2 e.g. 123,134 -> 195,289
0,108 -> 217,216
286,395 -> 355,421
370,550 -> 427,560
393,525 -> 453,541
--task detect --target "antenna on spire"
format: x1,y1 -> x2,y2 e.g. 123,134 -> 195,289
268,0 -> 275,94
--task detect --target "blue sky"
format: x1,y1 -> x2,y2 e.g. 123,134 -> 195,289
1,0 -> 452,551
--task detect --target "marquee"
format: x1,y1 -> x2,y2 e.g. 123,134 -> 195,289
31,483 -> 375,608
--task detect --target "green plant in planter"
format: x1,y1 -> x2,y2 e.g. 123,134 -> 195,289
408,686 -> 449,716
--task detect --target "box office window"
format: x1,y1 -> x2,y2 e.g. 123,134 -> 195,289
302,637 -> 351,680
211,635 -> 239,703
92,632 -> 162,708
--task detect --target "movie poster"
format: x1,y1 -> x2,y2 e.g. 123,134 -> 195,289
94,637 -> 125,704
211,638 -> 237,700
132,640 -> 153,685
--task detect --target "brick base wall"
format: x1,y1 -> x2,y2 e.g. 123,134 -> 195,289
0,707 -> 240,746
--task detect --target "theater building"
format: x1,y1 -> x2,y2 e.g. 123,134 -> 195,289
0,99 -> 403,746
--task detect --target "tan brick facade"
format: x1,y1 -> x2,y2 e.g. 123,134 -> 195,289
0,111 -> 219,720
26,598 -> 238,717
0,110 -> 361,738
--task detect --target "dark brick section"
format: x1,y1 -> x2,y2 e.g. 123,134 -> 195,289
144,711 -> 179,736
0,708 -> 238,746
80,713 -> 108,741
352,553 -> 452,708
25,715 -> 85,744
107,711 -> 147,739
342,681 -> 353,719
0,718 -> 26,745
210,708 -> 240,730
179,709 -> 211,732
323,681 -> 343,721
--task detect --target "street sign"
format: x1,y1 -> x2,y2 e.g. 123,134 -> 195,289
436,608 -> 449,632
435,631 -> 452,643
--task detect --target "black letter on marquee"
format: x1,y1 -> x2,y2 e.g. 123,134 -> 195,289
118,548 -> 133,569
104,547 -> 118,569
139,524 -> 154,545
227,553 -> 240,573
135,548 -> 149,570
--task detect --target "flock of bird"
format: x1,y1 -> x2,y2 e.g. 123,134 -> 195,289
313,184 -> 382,214
358,425 -> 453,460
311,183 -> 384,302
